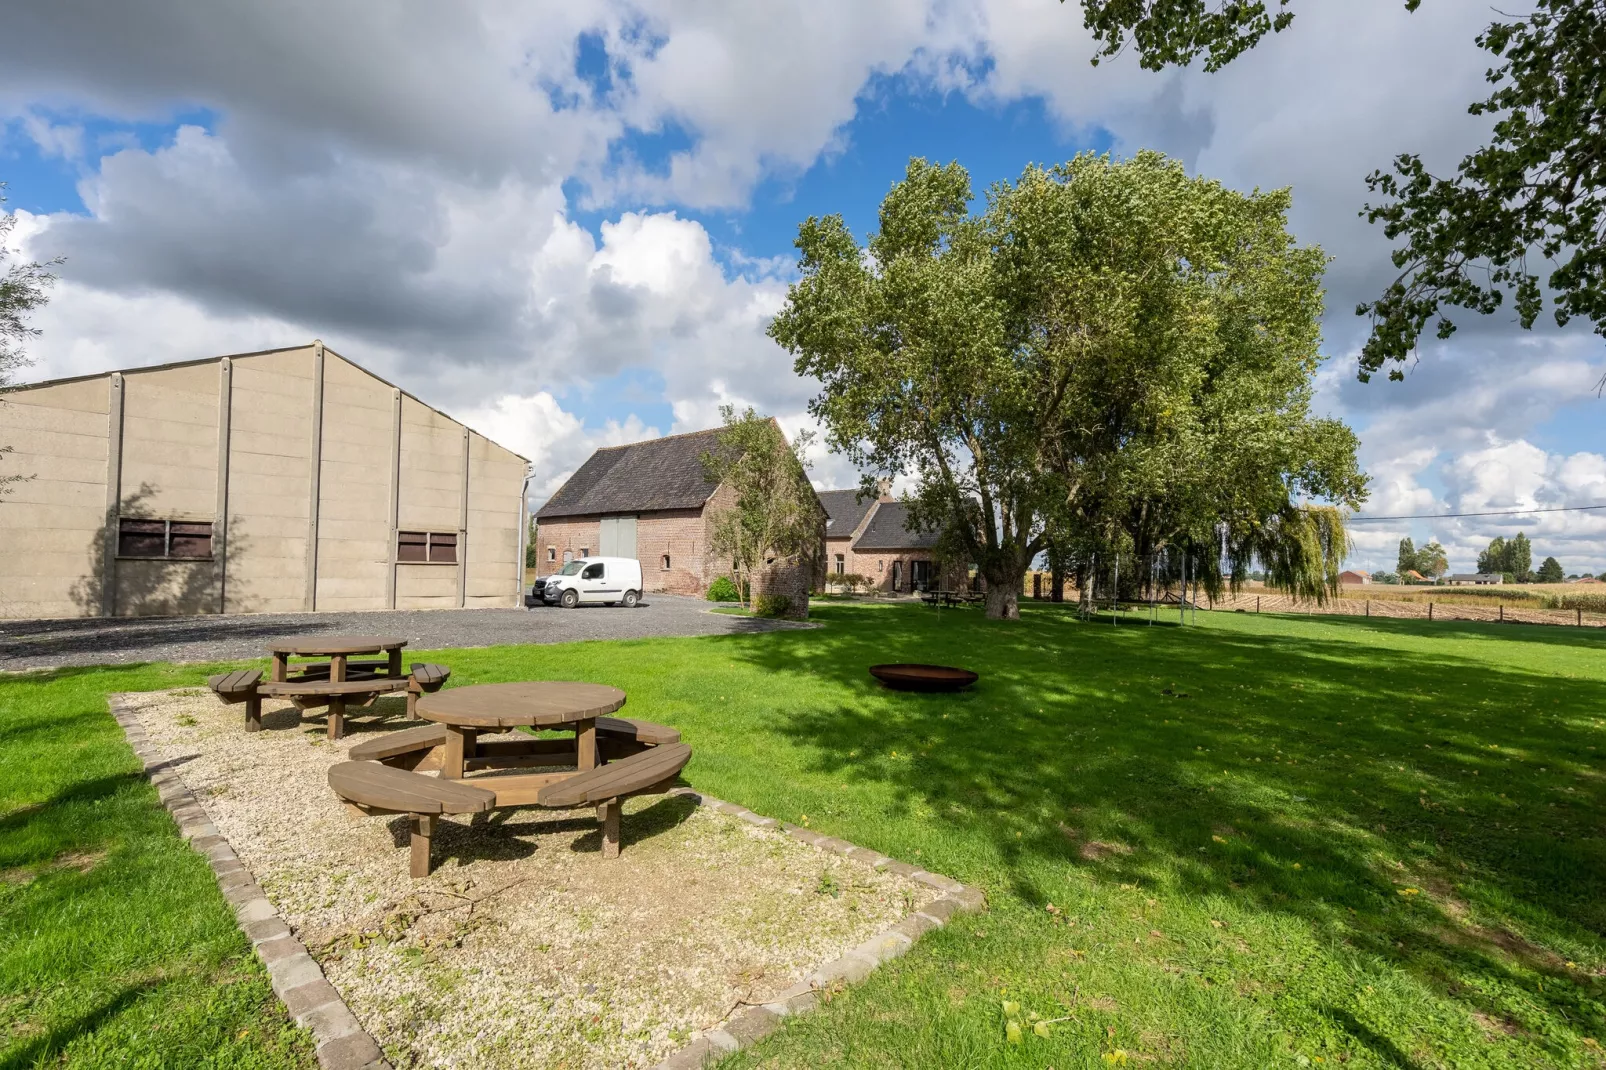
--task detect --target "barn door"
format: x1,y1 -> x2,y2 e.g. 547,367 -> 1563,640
599,516 -> 638,559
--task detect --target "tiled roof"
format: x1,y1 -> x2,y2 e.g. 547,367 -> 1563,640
535,428 -> 730,519
818,489 -> 878,538
854,501 -> 939,550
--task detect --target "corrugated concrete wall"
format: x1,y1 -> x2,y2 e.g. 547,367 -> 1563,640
0,343 -> 529,619
0,375 -> 110,618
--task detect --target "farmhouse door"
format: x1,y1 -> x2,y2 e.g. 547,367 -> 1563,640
598,516 -> 638,559
891,560 -> 903,591
911,560 -> 931,591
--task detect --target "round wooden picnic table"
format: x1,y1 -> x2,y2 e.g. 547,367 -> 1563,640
266,634 -> 409,682
415,682 -> 626,781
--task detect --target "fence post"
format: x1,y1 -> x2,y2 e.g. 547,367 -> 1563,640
1499,604 -> 1503,623
1428,601 -> 1434,622
1580,608 -> 1584,627
1366,599 -> 1370,618
1256,595 -> 1260,613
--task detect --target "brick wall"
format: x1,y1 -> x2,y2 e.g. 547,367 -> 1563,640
636,508 -> 708,596
534,517 -> 600,577
537,507 -> 717,596
751,554 -> 812,619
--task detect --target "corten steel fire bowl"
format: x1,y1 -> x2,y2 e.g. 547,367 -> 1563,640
869,663 -> 979,692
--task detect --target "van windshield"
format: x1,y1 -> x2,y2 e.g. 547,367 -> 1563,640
558,561 -> 586,576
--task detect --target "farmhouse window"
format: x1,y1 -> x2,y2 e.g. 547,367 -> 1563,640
834,554 -> 844,574
661,554 -> 671,570
547,546 -> 556,562
579,547 -> 589,558
397,531 -> 458,563
117,518 -> 213,560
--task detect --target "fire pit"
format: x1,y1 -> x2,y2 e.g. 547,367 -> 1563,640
869,664 -> 979,692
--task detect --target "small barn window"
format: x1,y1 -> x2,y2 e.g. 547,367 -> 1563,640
118,518 -> 213,560
547,546 -> 556,562
398,531 -> 457,563
579,547 -> 589,558
661,554 -> 671,570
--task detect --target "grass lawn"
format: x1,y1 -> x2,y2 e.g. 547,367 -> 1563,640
4,603 -> 1605,1067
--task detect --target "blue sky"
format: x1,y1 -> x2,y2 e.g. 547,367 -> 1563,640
2,0 -> 1602,573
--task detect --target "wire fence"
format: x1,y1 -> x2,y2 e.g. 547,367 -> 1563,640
1021,572 -> 1606,629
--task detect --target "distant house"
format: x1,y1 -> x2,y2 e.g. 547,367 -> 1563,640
1447,573 -> 1503,586
817,488 -> 950,593
1338,569 -> 1371,585
534,427 -> 822,602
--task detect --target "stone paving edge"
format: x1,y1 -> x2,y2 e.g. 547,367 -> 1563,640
650,788 -> 988,1070
107,694 -> 392,1070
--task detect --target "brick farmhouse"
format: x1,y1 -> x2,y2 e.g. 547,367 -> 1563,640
534,428 -> 823,607
819,489 -> 948,594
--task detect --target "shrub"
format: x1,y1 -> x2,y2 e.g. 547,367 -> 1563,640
754,594 -> 793,618
837,572 -> 870,594
706,576 -> 746,602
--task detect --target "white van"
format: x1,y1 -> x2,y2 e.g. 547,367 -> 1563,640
537,556 -> 644,608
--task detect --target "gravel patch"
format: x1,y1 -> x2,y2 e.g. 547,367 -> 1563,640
0,596 -> 808,672
127,689 -> 932,1069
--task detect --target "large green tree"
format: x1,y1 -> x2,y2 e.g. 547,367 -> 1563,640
1478,531 -> 1535,580
770,152 -> 1363,618
1072,1 -> 1606,382
1537,555 -> 1565,582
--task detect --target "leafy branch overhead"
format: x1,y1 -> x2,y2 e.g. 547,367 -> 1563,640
1072,0 -> 1606,382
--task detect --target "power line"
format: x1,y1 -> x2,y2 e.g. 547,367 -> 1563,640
1349,503 -> 1606,522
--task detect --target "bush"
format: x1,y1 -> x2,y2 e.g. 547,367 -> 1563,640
837,572 -> 870,594
754,594 -> 793,618
706,576 -> 746,602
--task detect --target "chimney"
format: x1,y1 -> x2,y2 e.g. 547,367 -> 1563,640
876,478 -> 893,502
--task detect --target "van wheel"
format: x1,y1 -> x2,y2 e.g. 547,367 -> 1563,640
623,590 -> 640,608
560,589 -> 579,608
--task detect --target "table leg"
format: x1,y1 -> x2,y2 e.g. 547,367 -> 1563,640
328,655 -> 347,738
598,798 -> 620,858
388,646 -> 403,679
442,726 -> 468,779
410,814 -> 435,877
244,694 -> 262,733
272,652 -> 288,683
576,718 -> 597,771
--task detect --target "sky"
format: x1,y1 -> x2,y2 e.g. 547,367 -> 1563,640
1,0 -> 1602,576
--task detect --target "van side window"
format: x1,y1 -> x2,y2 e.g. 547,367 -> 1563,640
582,563 -> 604,580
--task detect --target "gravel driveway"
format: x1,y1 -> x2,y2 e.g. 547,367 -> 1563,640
0,596 -> 805,672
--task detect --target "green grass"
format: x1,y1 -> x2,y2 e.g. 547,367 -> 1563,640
0,664 -> 316,1068
4,604 -> 1604,1067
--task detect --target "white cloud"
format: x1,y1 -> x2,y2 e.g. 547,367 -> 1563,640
4,0 -> 1604,574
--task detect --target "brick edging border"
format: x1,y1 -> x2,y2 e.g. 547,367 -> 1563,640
108,692 -> 983,1070
108,694 -> 391,1070
651,788 -> 986,1070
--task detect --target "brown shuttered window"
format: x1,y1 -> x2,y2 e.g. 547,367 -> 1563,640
398,531 -> 457,563
169,522 -> 214,558
118,518 -> 212,559
397,531 -> 429,562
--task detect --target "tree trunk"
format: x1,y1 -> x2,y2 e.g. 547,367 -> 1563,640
984,581 -> 1019,619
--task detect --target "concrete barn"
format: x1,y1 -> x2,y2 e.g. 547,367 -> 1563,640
0,341 -> 531,620
534,427 -> 821,604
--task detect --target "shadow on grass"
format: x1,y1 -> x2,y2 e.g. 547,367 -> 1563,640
0,985 -> 151,1070
719,601 -> 1606,1037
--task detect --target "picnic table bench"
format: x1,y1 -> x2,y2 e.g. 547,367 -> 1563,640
207,644 -> 452,738
328,684 -> 691,875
